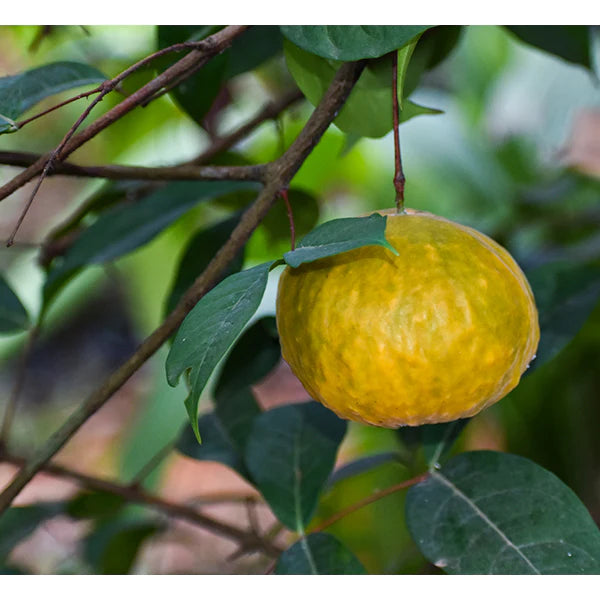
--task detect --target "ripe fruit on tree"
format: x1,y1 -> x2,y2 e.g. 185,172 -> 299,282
276,209 -> 540,428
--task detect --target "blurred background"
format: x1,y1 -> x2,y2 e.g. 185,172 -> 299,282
0,25 -> 599,574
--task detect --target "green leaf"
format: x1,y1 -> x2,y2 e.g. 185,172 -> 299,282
396,420 -> 469,469
157,26 -> 283,126
0,503 -> 64,560
214,388 -> 262,458
275,532 -> 367,574
66,491 -> 126,521
284,41 -> 441,138
44,180 -> 257,306
176,412 -> 249,478
283,214 -> 397,268
214,316 -> 280,400
83,517 -> 161,575
527,261 -> 600,370
0,61 -> 106,134
403,26 -> 464,98
406,451 -> 600,574
164,215 -> 245,316
505,26 -> 593,69
327,452 -> 403,488
0,276 -> 30,333
280,26 -> 432,60
212,317 -> 280,453
166,261 -> 275,443
244,401 -> 347,532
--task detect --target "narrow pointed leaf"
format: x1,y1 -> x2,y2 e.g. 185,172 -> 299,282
166,261 -> 274,443
406,451 -> 600,574
0,61 -> 106,134
275,532 -> 367,574
244,402 -> 347,531
284,214 -> 397,268
44,180 -> 256,305
0,276 -> 30,333
280,26 -> 432,60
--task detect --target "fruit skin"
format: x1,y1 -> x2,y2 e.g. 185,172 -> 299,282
276,209 -> 540,428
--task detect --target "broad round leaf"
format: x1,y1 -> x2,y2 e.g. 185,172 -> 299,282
406,451 -> 600,574
280,26 -> 431,60
275,532 -> 367,574
284,41 -> 440,138
245,402 -> 347,532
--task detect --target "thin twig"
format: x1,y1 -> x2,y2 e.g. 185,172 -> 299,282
0,452 -> 281,557
188,88 -> 304,166
0,152 -> 266,183
0,59 -> 367,517
310,473 -> 428,534
0,26 -> 250,230
279,188 -> 296,250
391,52 -> 406,214
129,437 -> 178,486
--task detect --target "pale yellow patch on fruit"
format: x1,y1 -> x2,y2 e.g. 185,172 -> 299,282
276,209 -> 539,428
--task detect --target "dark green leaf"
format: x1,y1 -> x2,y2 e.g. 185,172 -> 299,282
283,214 -> 397,268
0,61 -> 106,134
214,316 -> 280,400
396,420 -> 469,469
275,532 -> 367,574
244,401 -> 347,532
213,317 -> 280,453
403,26 -> 463,98
44,180 -> 256,306
406,451 -> 600,574
157,26 -> 283,126
214,388 -> 262,458
176,412 -> 249,478
0,503 -> 64,560
166,261 -> 275,443
0,565 -> 28,574
280,26 -> 431,60
83,517 -> 161,575
505,26 -> 593,69
67,491 -> 126,520
165,215 -> 245,316
527,261 -> 600,370
327,452 -> 403,488
0,276 -> 30,333
284,41 -> 440,138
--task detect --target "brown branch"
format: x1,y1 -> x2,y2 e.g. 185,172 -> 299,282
0,453 -> 279,557
189,88 -> 304,165
310,473 -> 428,534
0,59 -> 367,517
0,152 -> 266,182
0,26 -> 249,227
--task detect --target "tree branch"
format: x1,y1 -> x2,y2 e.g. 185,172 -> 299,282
0,26 -> 249,207
0,152 -> 266,182
0,452 -> 278,557
0,59 -> 367,516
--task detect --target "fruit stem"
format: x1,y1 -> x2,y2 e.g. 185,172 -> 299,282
391,51 -> 406,215
280,187 -> 296,250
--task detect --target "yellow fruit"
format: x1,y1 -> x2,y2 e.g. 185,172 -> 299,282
276,209 -> 539,428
